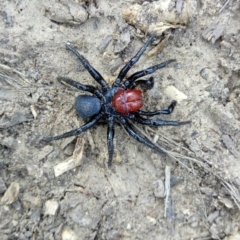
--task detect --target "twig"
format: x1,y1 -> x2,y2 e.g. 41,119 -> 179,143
164,166 -> 171,218
129,122 -> 240,210
219,0 -> 231,13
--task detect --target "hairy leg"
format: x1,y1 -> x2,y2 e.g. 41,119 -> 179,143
129,76 -> 154,90
112,32 -> 157,88
42,112 -> 104,142
118,116 -> 167,155
57,77 -> 104,99
128,113 -> 190,126
123,59 -> 176,88
136,101 -> 177,116
66,43 -> 109,91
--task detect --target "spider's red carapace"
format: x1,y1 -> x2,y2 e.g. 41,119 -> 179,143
112,89 -> 143,114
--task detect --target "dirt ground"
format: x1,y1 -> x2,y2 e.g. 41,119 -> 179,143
1,0 -> 240,239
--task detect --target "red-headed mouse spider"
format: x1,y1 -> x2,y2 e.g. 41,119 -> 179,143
43,32 -> 190,166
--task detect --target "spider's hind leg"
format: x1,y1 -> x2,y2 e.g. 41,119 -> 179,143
128,113 -> 190,127
118,116 -> 167,155
42,112 -> 104,142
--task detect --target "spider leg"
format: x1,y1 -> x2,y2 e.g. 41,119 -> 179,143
136,101 -> 177,116
123,59 -> 176,88
57,77 -> 104,99
118,116 -> 167,155
129,76 -> 154,90
127,113 -> 190,126
112,32 -> 157,88
66,43 -> 109,92
107,116 -> 115,167
42,112 -> 104,142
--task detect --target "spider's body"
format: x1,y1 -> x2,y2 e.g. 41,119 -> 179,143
44,32 -> 190,166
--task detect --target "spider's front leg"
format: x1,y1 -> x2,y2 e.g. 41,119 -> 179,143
112,32 -> 157,88
123,59 -> 176,89
66,43 -> 109,92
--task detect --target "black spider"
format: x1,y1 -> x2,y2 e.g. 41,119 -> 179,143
43,32 -> 190,166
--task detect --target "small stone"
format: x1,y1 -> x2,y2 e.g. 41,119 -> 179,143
207,211 -> 219,223
218,197 -> 234,209
146,216 -> 157,225
31,209 -> 41,221
12,220 -> 18,227
37,145 -> 53,161
153,180 -> 165,198
64,143 -> 75,156
103,206 -> 113,216
200,187 -> 214,197
62,228 -> 77,240
0,177 -> 6,194
126,223 -> 131,230
191,221 -> 198,228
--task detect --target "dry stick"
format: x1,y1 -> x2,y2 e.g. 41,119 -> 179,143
54,138 -> 85,177
219,0 -> 231,13
169,144 -> 240,210
147,126 -> 213,166
129,123 -> 240,239
130,122 -> 240,210
131,122 -> 199,174
0,72 -> 22,88
0,63 -> 37,88
132,123 -> 239,238
164,165 -> 171,218
188,158 -> 217,239
219,179 -> 240,210
164,166 -> 175,235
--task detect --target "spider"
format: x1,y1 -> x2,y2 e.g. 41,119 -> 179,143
43,32 -> 190,166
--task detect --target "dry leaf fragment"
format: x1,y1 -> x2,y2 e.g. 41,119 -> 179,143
147,35 -> 170,57
30,104 -> 38,119
123,1 -> 191,35
165,86 -> 188,102
54,138 -> 85,177
44,0 -> 88,25
202,21 -> 226,44
1,182 -> 20,205
45,199 -> 59,215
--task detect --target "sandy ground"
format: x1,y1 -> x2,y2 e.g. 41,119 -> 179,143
1,0 -> 240,239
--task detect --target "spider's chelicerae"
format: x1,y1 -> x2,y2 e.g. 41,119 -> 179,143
44,32 -> 190,166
